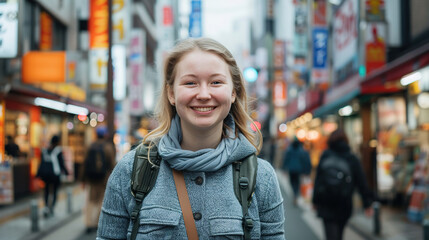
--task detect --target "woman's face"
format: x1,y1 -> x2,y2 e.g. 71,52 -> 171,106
168,49 -> 236,134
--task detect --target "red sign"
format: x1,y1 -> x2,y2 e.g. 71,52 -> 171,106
313,0 -> 327,26
89,0 -> 109,49
40,12 -> 52,50
365,23 -> 386,75
273,79 -> 287,107
163,6 -> 173,26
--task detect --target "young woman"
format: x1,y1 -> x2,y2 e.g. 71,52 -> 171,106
97,38 -> 285,239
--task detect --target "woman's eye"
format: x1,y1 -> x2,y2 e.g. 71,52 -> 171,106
212,81 -> 222,85
184,81 -> 196,85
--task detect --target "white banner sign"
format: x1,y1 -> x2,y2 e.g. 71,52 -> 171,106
89,49 -> 108,89
129,29 -> 146,115
112,0 -> 130,45
0,2 -> 18,58
333,0 -> 358,71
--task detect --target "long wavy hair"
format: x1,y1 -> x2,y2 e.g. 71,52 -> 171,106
143,37 -> 262,154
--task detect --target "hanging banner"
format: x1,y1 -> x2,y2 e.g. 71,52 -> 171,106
312,27 -> 329,84
333,0 -> 359,83
189,0 -> 202,37
365,22 -> 386,75
0,1 -> 18,58
112,0 -> 130,45
274,40 -> 285,69
39,11 -> 53,50
89,0 -> 108,49
129,29 -> 146,115
89,48 -> 108,89
313,0 -> 327,26
113,45 -> 126,100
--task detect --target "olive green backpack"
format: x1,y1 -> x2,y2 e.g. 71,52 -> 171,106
129,143 -> 258,240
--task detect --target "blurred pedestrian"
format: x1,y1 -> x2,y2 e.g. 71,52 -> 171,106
97,38 -> 285,239
282,136 -> 312,205
36,135 -> 69,217
81,126 -> 115,234
312,129 -> 373,240
5,135 -> 21,158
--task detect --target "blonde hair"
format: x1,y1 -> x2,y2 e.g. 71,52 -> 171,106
143,38 -> 262,154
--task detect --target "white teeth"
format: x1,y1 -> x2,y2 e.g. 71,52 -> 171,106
193,107 -> 214,112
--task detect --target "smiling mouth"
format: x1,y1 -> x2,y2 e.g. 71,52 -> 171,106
192,107 -> 215,112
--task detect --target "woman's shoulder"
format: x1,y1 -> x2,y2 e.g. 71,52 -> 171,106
109,149 -> 137,182
256,157 -> 277,179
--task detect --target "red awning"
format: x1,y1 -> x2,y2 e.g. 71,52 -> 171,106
361,42 -> 429,94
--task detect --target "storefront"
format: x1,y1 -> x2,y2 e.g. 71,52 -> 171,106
359,42 -> 429,221
0,84 -> 105,202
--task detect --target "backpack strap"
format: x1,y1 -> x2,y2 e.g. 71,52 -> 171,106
232,153 -> 258,240
130,143 -> 161,240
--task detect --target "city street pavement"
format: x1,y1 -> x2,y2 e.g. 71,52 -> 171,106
0,169 -> 423,240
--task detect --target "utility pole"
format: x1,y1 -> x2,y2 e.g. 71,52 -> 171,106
107,0 -> 115,142
265,0 -> 276,163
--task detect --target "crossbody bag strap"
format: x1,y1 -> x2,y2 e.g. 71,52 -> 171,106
172,169 -> 199,240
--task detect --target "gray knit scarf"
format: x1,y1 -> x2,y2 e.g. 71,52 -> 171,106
158,114 -> 256,172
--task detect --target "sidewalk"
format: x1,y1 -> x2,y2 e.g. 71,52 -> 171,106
0,183 -> 85,240
276,169 -> 424,240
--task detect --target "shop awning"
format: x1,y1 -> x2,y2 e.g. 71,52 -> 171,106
286,89 -> 322,121
361,42 -> 429,94
313,88 -> 359,118
6,84 -> 106,115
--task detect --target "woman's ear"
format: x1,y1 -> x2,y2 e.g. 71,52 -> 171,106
167,85 -> 175,106
231,90 -> 236,103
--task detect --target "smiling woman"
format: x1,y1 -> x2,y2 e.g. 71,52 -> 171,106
97,38 -> 285,240
167,49 -> 236,147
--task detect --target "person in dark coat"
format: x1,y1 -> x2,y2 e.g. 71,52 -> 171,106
312,129 -> 373,240
282,137 -> 312,205
39,135 -> 69,217
5,135 -> 21,158
81,126 -> 116,233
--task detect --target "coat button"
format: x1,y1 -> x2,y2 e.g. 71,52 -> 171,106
195,176 -> 203,185
193,212 -> 202,220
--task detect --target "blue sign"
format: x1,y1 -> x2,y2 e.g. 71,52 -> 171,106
312,28 -> 328,69
189,0 -> 202,37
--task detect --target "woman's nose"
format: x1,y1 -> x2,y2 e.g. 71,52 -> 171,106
196,85 -> 211,100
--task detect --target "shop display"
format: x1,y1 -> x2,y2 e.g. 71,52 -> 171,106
0,161 -> 14,204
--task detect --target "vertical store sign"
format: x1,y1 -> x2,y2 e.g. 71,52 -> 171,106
312,27 -> 329,84
311,0 -> 328,85
365,23 -> 386,75
333,0 -> 359,83
89,0 -> 108,89
0,1 -> 18,58
365,0 -> 385,22
189,0 -> 202,37
113,45 -> 126,100
112,0 -> 130,45
273,40 -> 287,107
129,29 -> 146,115
39,11 -> 53,50
293,3 -> 308,58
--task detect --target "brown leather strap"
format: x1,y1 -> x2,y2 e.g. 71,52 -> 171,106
172,169 -> 199,240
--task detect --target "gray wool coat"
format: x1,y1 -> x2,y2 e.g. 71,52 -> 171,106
97,149 -> 285,240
